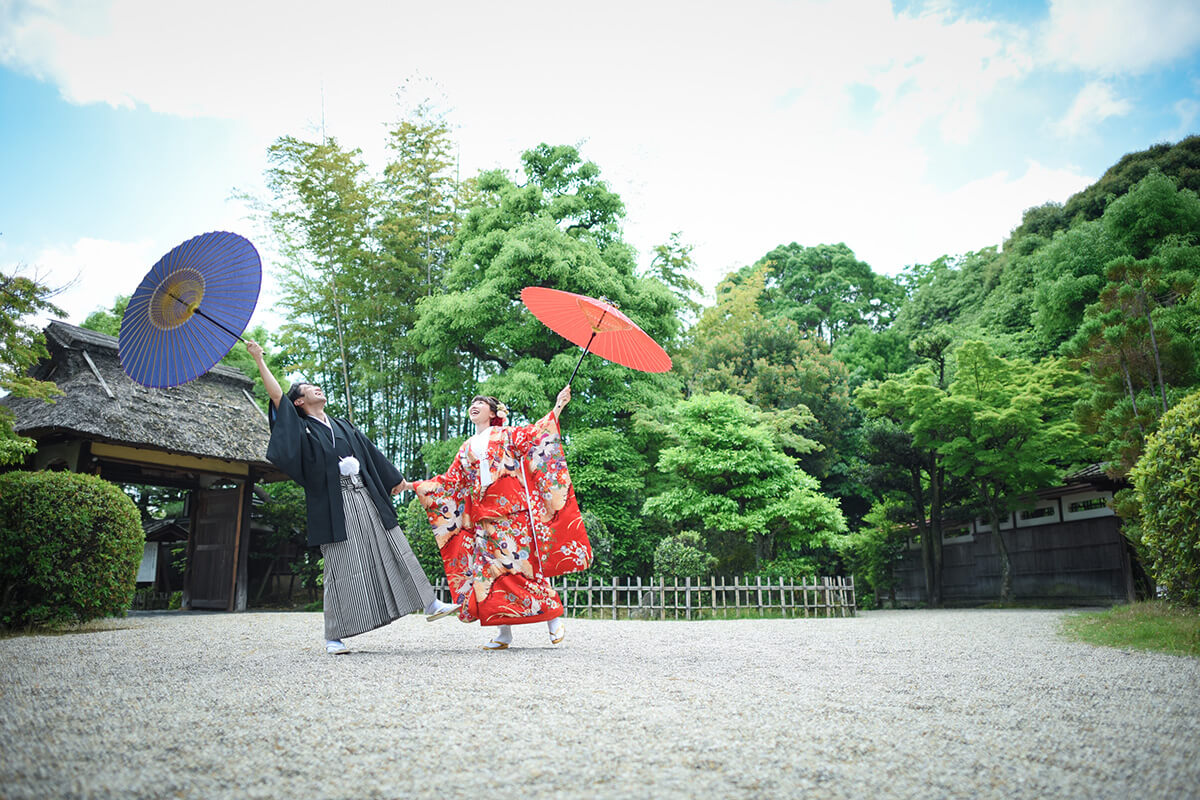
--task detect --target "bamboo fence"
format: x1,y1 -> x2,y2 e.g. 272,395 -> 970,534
432,575 -> 856,620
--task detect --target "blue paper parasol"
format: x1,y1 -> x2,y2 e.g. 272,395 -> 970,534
118,231 -> 262,388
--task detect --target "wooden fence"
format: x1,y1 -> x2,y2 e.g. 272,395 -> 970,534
433,575 -> 856,620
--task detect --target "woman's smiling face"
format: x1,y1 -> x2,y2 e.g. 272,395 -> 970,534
468,398 -> 493,425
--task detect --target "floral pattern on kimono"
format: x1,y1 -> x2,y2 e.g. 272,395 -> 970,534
414,410 -> 590,626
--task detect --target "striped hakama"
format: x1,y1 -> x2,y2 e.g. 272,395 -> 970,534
320,473 -> 434,640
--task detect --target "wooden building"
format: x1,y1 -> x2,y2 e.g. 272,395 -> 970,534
1,320 -> 284,611
891,468 -> 1145,606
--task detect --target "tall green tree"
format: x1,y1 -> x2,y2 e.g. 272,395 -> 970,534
685,267 -> 854,479
644,231 -> 704,327
0,268 -> 63,465
643,392 -> 845,574
937,342 -> 1092,601
891,250 -> 1000,346
410,144 -> 684,564
1061,135 -> 1200,226
1029,220 -> 1121,355
376,102 -> 465,467
855,366 -> 958,607
257,134 -> 377,424
381,101 -> 460,295
249,125 -> 463,476
753,242 -> 902,346
413,143 -> 683,434
832,324 -> 916,386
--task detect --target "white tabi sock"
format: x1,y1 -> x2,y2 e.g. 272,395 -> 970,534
425,598 -> 452,615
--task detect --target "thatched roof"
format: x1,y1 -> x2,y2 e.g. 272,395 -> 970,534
2,320 -> 275,473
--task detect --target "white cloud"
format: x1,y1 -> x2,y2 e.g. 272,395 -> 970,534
934,161 -> 1094,253
853,9 -> 1033,146
0,0 -> 1159,301
1053,81 -> 1133,138
24,237 -> 160,325
1042,0 -> 1200,75
1167,98 -> 1200,141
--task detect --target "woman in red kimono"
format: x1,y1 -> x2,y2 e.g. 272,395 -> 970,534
401,385 -> 591,649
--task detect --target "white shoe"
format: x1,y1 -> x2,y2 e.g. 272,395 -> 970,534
548,618 -> 565,645
425,600 -> 461,622
325,640 -> 350,655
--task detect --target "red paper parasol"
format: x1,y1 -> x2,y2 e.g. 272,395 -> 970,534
520,287 -> 672,384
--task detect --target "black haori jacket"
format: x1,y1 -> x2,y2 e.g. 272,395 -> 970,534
266,399 -> 404,547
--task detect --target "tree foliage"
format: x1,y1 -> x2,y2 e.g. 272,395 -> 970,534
1062,135 -> 1200,226
1065,172 -> 1200,472
93,111 -> 1199,599
686,267 -> 848,470
751,242 -> 902,345
413,143 -> 681,433
566,427 -> 651,575
1128,388 -> 1200,606
839,498 -> 909,609
246,103 -> 465,475
937,343 -> 1092,600
855,367 -> 956,606
0,268 -> 64,465
643,392 -> 845,574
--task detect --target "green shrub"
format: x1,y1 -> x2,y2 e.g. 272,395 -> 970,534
1130,389 -> 1200,606
579,509 -> 613,577
403,497 -> 444,580
653,531 -> 716,578
0,470 -> 144,628
758,556 -> 818,580
838,498 -> 910,607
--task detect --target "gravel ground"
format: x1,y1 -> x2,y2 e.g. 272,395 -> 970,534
1,608 -> 1197,800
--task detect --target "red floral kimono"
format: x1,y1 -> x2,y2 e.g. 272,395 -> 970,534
413,410 -> 591,626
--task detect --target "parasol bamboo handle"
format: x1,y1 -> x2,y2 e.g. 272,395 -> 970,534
197,307 -> 247,342
567,305 -> 609,387
567,332 -> 595,387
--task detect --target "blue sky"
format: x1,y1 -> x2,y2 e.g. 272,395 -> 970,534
2,0 -> 1199,331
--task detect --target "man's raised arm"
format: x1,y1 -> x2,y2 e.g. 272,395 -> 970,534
245,340 -> 283,408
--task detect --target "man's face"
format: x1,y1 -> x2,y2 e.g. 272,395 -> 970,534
295,384 -> 325,409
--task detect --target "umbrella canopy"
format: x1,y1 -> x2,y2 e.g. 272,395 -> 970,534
520,287 -> 672,382
119,231 -> 261,388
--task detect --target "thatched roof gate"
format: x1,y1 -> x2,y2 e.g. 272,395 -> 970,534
2,321 -> 285,611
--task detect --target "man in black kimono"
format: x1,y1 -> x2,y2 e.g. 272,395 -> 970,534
247,340 -> 458,654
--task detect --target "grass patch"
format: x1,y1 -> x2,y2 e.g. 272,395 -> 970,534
1061,601 -> 1200,658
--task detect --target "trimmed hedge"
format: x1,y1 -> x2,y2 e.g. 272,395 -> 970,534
1130,390 -> 1200,607
0,470 -> 144,628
